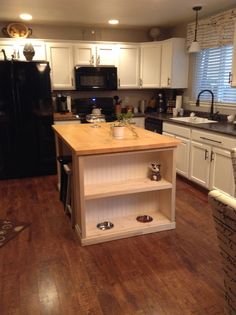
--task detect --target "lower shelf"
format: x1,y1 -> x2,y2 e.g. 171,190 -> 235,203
76,210 -> 175,246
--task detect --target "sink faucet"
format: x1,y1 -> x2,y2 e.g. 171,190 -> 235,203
196,89 -> 215,120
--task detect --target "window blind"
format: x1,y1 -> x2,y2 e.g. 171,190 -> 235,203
193,45 -> 236,103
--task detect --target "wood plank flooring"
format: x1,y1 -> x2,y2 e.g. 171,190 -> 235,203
0,175 -> 224,315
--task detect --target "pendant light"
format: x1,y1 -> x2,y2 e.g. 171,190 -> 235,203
189,6 -> 202,53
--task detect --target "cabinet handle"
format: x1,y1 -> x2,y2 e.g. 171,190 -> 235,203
229,72 -> 232,84
140,78 -> 143,87
204,149 -> 209,160
91,55 -> 94,64
200,136 -> 222,144
118,78 -> 120,87
167,77 -> 171,86
97,55 -> 100,65
210,151 -> 214,162
71,77 -> 73,86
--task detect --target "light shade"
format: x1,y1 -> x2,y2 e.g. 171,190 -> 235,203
188,40 -> 201,53
188,6 -> 202,54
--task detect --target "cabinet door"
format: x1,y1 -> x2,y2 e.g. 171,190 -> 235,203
210,147 -> 235,196
96,45 -> 118,66
74,44 -> 95,66
231,22 -> 236,86
140,43 -> 161,88
0,42 -> 17,60
160,40 -> 172,88
160,38 -> 188,88
190,141 -> 211,188
118,45 -> 140,89
176,136 -> 190,178
46,43 -> 74,90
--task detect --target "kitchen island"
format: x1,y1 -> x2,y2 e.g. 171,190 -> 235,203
52,122 -> 180,246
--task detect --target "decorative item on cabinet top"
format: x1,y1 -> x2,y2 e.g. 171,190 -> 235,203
149,27 -> 161,41
2,23 -> 32,38
23,43 -> 35,61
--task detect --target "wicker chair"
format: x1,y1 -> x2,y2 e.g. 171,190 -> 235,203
208,148 -> 236,315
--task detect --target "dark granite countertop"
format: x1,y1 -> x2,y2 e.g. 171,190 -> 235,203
145,112 -> 236,137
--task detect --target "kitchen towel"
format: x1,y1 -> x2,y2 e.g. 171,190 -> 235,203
176,96 -> 182,111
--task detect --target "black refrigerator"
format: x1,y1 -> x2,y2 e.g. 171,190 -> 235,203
0,60 -> 56,179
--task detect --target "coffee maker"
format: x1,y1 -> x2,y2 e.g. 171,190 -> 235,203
56,94 -> 68,112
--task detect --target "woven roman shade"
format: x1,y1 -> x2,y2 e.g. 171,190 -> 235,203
187,7 -> 236,50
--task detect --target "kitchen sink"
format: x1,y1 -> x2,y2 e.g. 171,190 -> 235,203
170,116 -> 218,124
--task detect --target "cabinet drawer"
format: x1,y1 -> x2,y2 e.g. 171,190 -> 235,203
163,123 -> 190,138
192,129 -> 236,150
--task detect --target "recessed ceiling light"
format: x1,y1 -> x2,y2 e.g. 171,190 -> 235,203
108,19 -> 119,25
19,13 -> 32,21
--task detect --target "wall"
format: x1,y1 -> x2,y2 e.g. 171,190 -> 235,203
52,89 -> 179,113
0,22 -> 171,42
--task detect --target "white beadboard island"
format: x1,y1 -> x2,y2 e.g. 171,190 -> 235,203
52,122 -> 180,246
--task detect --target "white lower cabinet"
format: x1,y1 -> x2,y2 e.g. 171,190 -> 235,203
210,147 -> 235,195
175,136 -> 190,178
163,123 -> 190,178
190,129 -> 236,196
163,122 -> 236,196
190,141 -> 211,187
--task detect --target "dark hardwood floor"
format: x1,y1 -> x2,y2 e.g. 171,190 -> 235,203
0,175 -> 224,315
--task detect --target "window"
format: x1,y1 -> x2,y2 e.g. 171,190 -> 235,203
193,45 -> 236,104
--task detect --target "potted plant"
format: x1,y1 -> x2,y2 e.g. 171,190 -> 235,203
111,112 -> 138,139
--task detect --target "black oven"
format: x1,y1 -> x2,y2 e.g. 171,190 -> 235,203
75,66 -> 117,91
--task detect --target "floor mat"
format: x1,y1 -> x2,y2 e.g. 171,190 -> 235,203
0,219 -> 30,248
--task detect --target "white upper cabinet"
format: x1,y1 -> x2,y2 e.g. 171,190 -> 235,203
140,43 -> 162,88
231,22 -> 236,86
0,39 -> 46,61
96,44 -> 118,66
160,38 -> 189,88
117,44 -> 140,89
46,42 -> 75,90
0,41 -> 16,60
74,43 -> 95,66
74,43 -> 118,66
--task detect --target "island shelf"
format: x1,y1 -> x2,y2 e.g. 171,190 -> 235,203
52,123 -> 180,246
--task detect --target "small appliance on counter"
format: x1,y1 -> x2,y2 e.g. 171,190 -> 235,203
73,97 -> 116,123
56,93 -> 68,113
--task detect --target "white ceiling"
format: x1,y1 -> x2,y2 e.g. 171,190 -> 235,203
0,0 -> 235,29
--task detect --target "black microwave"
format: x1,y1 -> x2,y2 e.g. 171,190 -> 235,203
75,66 -> 117,91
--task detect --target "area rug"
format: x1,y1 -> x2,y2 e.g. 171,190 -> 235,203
0,219 -> 30,248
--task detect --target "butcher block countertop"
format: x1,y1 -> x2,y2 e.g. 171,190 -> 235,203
52,122 -> 180,156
